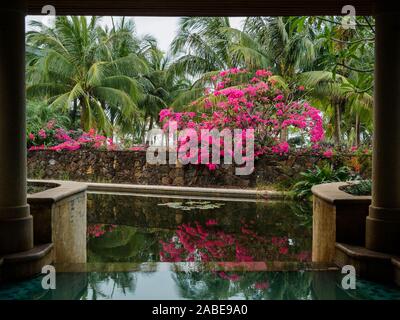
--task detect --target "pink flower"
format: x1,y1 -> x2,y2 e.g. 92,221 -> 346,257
323,149 -> 334,158
29,144 -> 45,151
159,109 -> 172,122
255,69 -> 270,77
46,120 -> 56,129
205,219 -> 218,226
38,129 -> 46,139
28,133 -> 35,141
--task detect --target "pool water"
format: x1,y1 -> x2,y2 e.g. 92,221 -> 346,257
86,194 -> 313,264
1,268 -> 400,300
1,193 -> 400,300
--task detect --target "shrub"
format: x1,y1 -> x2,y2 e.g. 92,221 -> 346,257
159,68 -> 325,170
291,165 -> 353,200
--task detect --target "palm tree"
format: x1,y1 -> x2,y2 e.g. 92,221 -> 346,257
170,17 -> 233,78
242,17 -> 322,77
26,16 -> 146,135
299,70 -> 372,147
137,42 -> 191,142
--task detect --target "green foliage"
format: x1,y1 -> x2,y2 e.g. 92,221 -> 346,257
291,165 -> 353,200
26,15 -> 375,148
342,180 -> 371,196
27,100 -> 72,135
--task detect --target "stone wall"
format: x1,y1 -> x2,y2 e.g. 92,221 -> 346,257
27,150 -> 371,188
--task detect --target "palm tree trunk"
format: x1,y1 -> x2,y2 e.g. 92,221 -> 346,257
80,98 -> 87,131
333,102 -> 341,146
141,113 -> 148,144
70,99 -> 78,127
355,114 -> 361,148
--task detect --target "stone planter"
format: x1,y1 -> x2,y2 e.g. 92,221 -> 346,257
311,182 -> 371,263
28,180 -> 87,264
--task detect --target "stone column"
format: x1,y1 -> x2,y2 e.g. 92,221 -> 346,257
0,1 -> 33,254
366,11 -> 400,254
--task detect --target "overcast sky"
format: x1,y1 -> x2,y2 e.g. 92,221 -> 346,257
26,16 -> 245,53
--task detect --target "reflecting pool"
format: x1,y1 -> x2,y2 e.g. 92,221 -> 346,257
87,193 -> 313,264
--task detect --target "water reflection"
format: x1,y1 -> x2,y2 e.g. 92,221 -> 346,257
2,267 -> 400,300
87,194 -> 313,265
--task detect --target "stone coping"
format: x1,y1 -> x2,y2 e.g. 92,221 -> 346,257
28,179 -> 87,204
28,180 -> 286,200
336,242 -> 394,261
85,182 -> 285,200
54,261 -> 338,273
2,243 -> 53,264
311,182 -> 371,205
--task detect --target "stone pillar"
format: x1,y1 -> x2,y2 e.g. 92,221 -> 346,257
0,1 -> 33,254
366,11 -> 400,254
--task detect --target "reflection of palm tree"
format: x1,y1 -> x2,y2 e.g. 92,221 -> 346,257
172,270 -> 313,300
88,226 -> 162,263
81,272 -> 137,300
173,271 -> 232,300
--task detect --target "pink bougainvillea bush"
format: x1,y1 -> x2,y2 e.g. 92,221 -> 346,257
159,68 -> 325,168
27,121 -> 119,152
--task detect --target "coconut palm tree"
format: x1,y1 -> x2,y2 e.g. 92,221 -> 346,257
26,16 -> 146,135
299,70 -> 372,147
137,43 -> 191,141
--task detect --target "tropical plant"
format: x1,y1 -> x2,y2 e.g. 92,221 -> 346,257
26,100 -> 72,137
291,164 -> 353,200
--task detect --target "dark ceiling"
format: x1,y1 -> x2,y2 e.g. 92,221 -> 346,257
24,0 -> 381,16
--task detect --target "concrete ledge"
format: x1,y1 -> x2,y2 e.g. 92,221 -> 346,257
0,243 -> 54,282
28,180 -> 88,203
28,180 -> 286,200
311,182 -> 371,205
393,257 -> 400,286
335,242 -> 397,284
86,182 -> 285,200
312,182 -> 371,263
27,180 -> 87,264
54,261 -> 339,273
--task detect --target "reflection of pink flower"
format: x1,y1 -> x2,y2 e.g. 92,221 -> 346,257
279,247 -> 289,255
255,282 -> 269,290
218,272 -> 241,282
297,251 -> 311,262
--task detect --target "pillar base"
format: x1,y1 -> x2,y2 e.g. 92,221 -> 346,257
0,205 -> 33,254
366,206 -> 400,254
